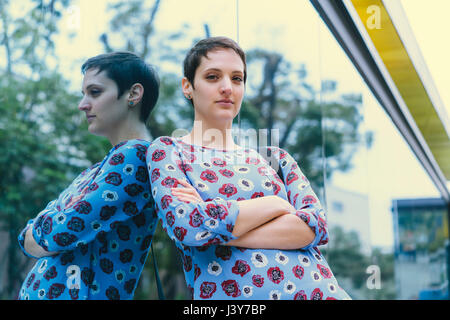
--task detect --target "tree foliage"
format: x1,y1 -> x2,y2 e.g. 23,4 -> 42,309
0,0 -> 109,298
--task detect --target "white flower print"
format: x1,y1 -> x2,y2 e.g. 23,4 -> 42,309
207,261 -> 222,276
233,165 -> 249,174
284,281 -> 296,294
38,289 -> 46,299
194,180 -> 209,192
91,220 -> 102,231
141,191 -> 151,201
251,252 -> 268,268
269,290 -> 281,300
298,254 -> 311,267
238,178 -> 254,191
200,162 -> 213,169
313,252 -> 323,262
34,226 -> 42,237
297,182 -> 308,191
55,212 -> 66,224
311,270 -> 322,282
317,208 -> 326,219
275,252 -> 289,265
90,280 -> 100,295
224,154 -> 234,161
243,285 -> 253,298
115,270 -> 126,284
109,240 -> 119,252
175,204 -> 188,218
261,178 -> 273,191
205,219 -> 219,229
327,282 -> 337,294
280,158 -> 289,168
102,190 -> 119,201
152,186 -> 158,198
37,259 -> 48,274
123,164 -> 134,175
195,230 -> 212,241
129,264 -> 138,275
165,163 -> 176,172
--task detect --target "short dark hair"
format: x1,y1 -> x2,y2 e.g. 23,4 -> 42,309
81,51 -> 160,123
183,36 -> 247,88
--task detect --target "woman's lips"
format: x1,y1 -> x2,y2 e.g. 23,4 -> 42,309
86,115 -> 96,123
216,99 -> 233,107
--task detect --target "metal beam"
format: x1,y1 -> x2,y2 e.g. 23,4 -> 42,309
310,0 -> 450,202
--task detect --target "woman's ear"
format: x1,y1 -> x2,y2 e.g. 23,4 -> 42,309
181,77 -> 193,99
128,83 -> 144,105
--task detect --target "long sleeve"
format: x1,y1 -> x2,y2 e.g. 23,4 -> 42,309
146,137 -> 240,247
266,147 -> 328,249
18,199 -> 59,258
30,140 -> 152,253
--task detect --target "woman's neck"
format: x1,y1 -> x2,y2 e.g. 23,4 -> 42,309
182,120 -> 240,150
108,121 -> 151,147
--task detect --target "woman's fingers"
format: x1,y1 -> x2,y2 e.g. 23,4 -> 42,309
176,179 -> 191,188
174,179 -> 203,199
171,185 -> 203,202
172,191 -> 202,203
173,193 -> 201,203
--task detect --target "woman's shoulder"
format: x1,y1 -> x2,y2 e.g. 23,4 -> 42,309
149,136 -> 178,149
112,139 -> 151,151
106,139 -> 151,164
257,145 -> 291,161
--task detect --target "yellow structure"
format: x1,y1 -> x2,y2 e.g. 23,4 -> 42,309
350,0 -> 450,181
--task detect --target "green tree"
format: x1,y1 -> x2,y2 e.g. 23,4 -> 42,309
0,0 -> 110,298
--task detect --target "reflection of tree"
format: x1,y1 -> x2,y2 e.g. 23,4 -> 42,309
0,0 -> 111,298
323,226 -> 396,299
241,49 -> 364,191
398,209 -> 448,254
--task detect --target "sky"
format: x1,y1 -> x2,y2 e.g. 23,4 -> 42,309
5,0 -> 448,250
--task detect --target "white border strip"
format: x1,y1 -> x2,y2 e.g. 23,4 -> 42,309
382,0 -> 450,139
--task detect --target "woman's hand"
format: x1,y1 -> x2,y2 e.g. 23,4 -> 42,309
24,227 -> 58,258
170,179 -> 203,203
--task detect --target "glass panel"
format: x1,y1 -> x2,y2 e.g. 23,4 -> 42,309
317,5 -> 448,299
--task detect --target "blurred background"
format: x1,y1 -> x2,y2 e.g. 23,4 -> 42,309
0,0 -> 448,300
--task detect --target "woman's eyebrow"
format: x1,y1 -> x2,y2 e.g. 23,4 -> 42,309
81,83 -> 102,94
203,68 -> 221,73
203,68 -> 243,74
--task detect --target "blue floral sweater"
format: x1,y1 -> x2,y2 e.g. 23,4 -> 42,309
17,140 -> 157,300
147,136 -> 351,300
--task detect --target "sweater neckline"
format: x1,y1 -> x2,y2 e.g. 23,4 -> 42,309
174,137 -> 247,153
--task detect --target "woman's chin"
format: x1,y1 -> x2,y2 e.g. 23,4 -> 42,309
87,124 -> 103,137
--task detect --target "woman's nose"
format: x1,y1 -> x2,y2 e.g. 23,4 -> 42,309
220,79 -> 232,96
78,97 -> 91,111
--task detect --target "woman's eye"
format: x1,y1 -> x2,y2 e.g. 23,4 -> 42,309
206,74 -> 218,80
90,89 -> 101,96
233,76 -> 243,82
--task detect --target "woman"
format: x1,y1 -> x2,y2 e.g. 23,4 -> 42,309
147,37 -> 351,300
17,52 -> 160,300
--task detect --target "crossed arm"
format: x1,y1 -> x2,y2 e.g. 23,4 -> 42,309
24,227 -> 57,258
172,180 -> 315,250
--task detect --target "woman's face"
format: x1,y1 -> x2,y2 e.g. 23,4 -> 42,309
79,68 -> 129,138
184,48 -> 245,127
